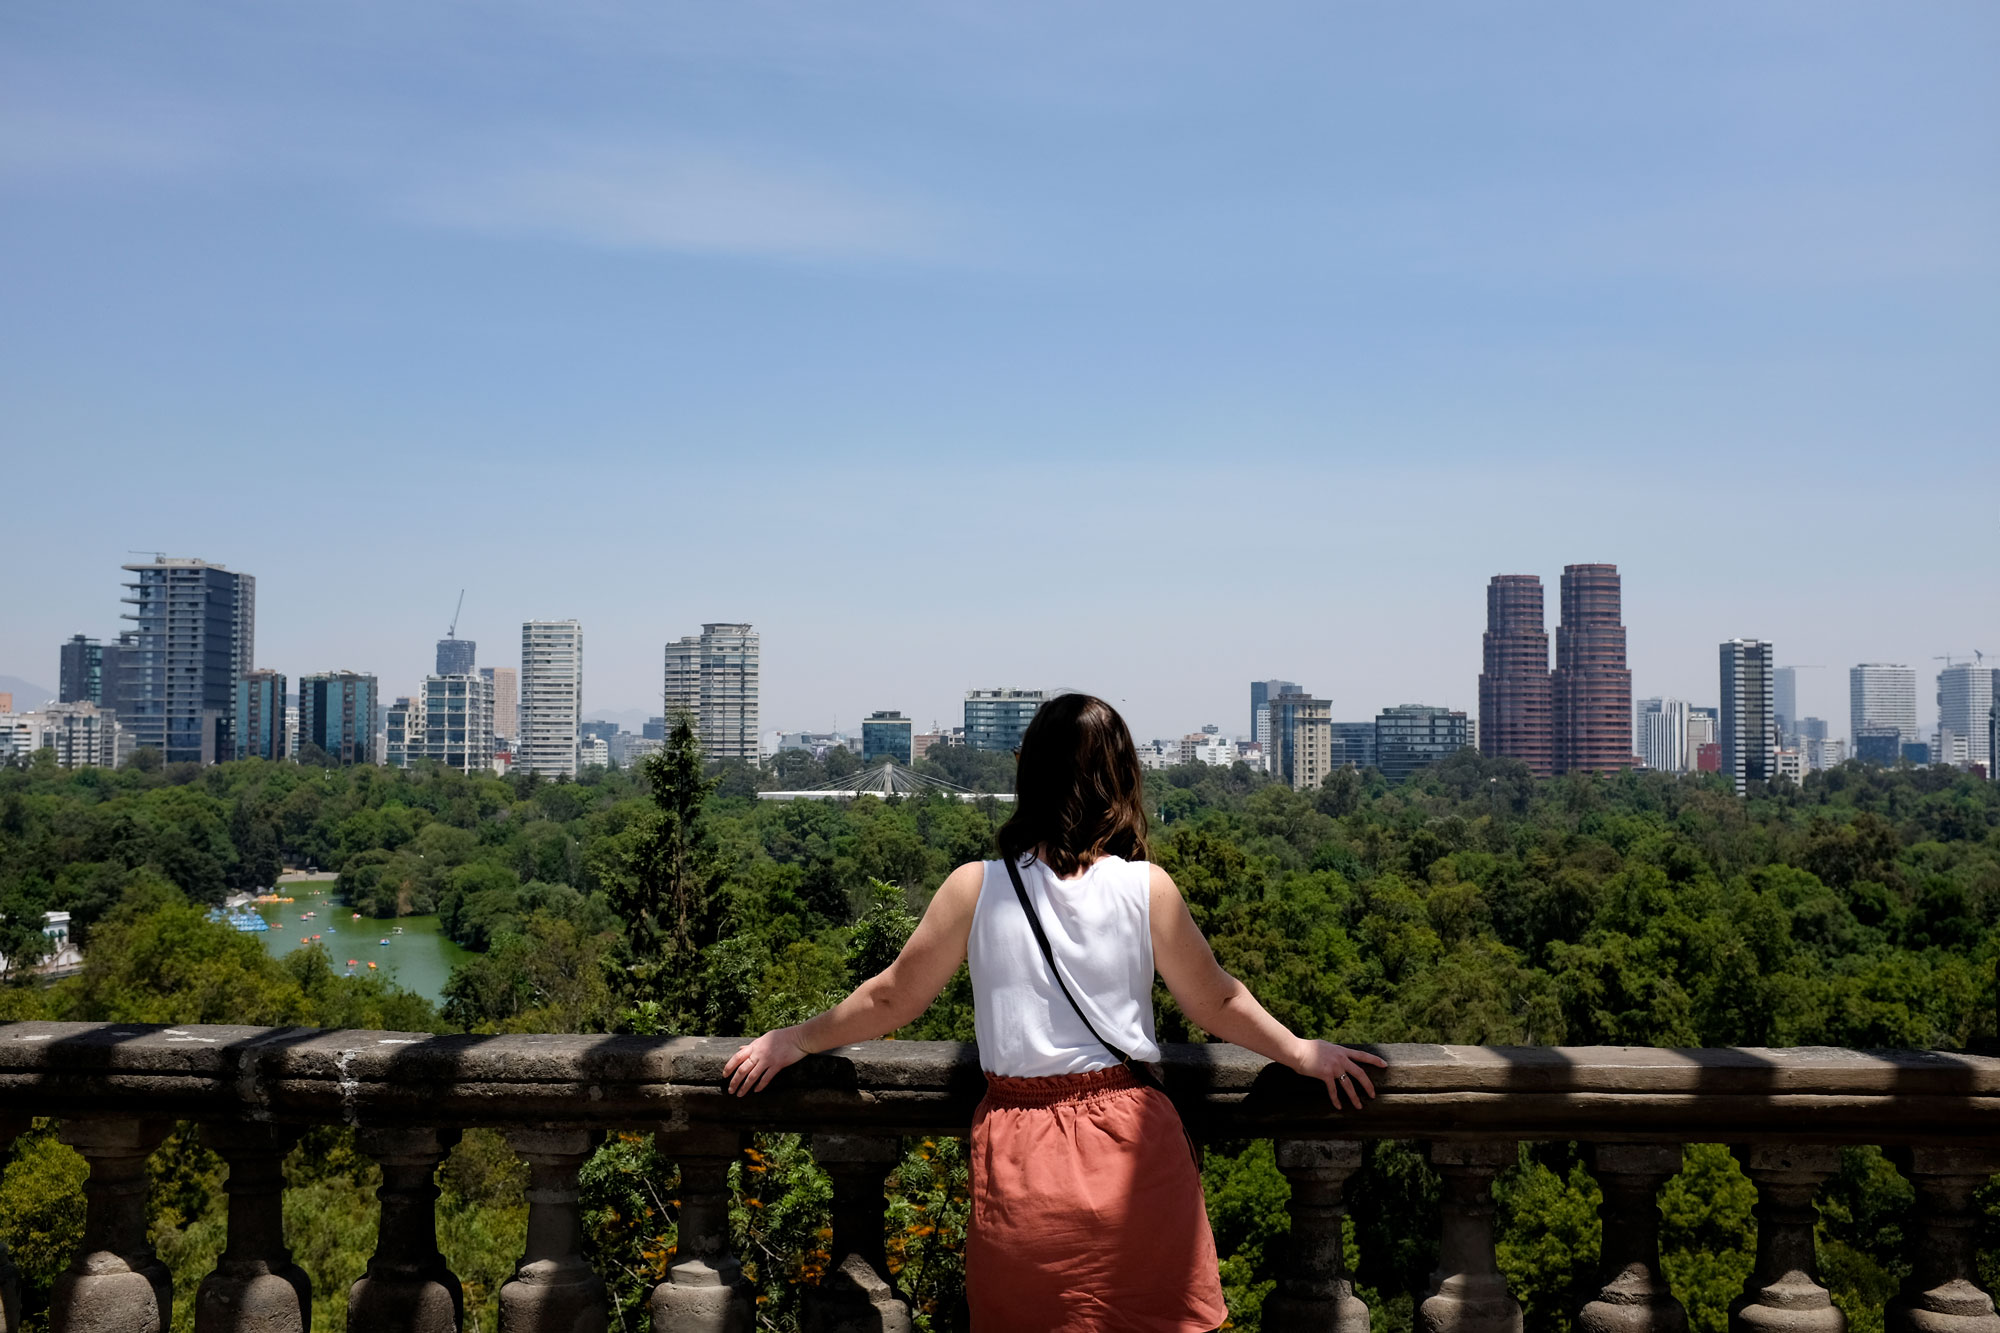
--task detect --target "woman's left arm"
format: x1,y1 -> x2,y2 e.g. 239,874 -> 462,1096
723,861 -> 984,1095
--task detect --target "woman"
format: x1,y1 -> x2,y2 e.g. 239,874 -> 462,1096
724,693 -> 1385,1330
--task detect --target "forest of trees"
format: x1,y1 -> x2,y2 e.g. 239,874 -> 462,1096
3,732 -> 1999,1332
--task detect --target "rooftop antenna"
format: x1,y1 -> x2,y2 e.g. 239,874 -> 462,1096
447,589 -> 465,640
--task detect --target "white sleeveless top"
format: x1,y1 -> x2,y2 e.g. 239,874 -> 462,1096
966,855 -> 1163,1077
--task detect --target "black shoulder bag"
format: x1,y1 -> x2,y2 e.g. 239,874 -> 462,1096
1002,856 -> 1171,1096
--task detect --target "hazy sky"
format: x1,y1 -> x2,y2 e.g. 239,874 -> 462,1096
3,2 -> 1995,741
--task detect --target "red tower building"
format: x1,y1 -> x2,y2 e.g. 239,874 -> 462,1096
1552,563 -> 1633,775
1478,574 -> 1553,777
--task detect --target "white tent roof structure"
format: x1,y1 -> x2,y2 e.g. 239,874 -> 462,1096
757,761 -> 1013,803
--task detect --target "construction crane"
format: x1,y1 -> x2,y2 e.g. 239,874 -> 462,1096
446,590 -> 465,640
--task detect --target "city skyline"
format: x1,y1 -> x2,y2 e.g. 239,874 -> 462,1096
3,6 -> 1995,744
6,553 -> 1995,749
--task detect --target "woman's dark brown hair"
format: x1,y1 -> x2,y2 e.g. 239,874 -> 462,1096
994,693 -> 1149,877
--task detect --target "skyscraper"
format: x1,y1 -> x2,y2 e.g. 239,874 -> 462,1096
119,556 -> 255,764
861,712 -> 915,765
235,669 -> 287,761
1773,667 -> 1798,744
520,621 -> 583,778
481,666 -> 518,750
58,634 -> 105,707
661,624 -> 762,761
1720,639 -> 1776,795
1251,680 -> 1300,748
298,672 -> 377,765
1268,694 -> 1332,791
1633,697 -> 1689,773
1551,564 -> 1632,774
1989,695 -> 1999,784
436,635 -> 476,677
419,673 -> 496,774
1850,664 -> 1918,748
964,688 -> 1047,752
1937,662 -> 1995,770
1478,574 -> 1553,776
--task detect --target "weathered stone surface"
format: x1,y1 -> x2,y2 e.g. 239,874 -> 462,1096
7,1023 -> 2000,1143
349,1127 -> 463,1333
1730,1145 -> 1846,1332
1418,1141 -> 1522,1333
1887,1147 -> 2000,1332
50,1119 -> 174,1333
3,1020 -> 2000,1136
1260,1139 -> 1369,1332
195,1123 -> 312,1333
499,1129 -> 608,1333
1580,1144 -> 1687,1333
804,1135 -> 910,1333
650,1126 -> 751,1333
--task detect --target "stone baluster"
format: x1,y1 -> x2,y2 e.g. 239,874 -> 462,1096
1,1116 -> 26,1333
499,1130 -> 609,1333
803,1135 -> 911,1333
1260,1139 -> 1370,1331
1887,1146 -> 2000,1332
349,1127 -> 464,1333
195,1124 -> 312,1333
1729,1145 -> 1845,1332
1580,1144 -> 1688,1333
1418,1141 -> 1523,1333
50,1118 -> 174,1333
649,1125 -> 751,1333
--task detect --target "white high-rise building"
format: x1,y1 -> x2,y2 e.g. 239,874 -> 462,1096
1850,664 -> 1919,748
1721,640 -> 1776,795
1633,697 -> 1690,773
1937,663 -> 1995,770
519,620 -> 582,778
418,674 -> 496,774
661,623 -> 761,762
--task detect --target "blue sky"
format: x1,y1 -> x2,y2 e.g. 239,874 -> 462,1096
3,2 -> 1996,740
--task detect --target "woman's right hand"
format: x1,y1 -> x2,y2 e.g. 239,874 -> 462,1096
1292,1039 -> 1387,1110
723,1026 -> 811,1096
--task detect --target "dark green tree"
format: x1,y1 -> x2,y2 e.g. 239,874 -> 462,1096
607,712 -> 722,1025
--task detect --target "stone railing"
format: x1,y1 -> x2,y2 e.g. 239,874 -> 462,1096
3,1023 -> 2000,1333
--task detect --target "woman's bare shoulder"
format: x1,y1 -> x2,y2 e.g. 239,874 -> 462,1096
933,861 -> 988,911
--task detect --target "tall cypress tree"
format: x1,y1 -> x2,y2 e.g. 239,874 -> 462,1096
610,710 -> 721,1024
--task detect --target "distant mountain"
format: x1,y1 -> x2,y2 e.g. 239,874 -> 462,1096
583,706 -> 658,734
0,675 -> 57,709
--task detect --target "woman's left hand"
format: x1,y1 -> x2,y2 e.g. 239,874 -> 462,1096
723,1026 -> 811,1096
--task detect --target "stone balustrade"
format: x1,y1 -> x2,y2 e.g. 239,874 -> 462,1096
4,1022 -> 2000,1332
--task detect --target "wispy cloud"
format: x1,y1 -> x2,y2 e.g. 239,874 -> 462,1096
397,139 -> 946,262
0,107 -> 223,180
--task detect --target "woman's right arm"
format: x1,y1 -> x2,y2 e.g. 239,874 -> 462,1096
1148,864 -> 1385,1108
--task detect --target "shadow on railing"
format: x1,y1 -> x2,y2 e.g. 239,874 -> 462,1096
3,1021 -> 1999,1331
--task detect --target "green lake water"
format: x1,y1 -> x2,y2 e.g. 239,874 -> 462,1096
254,883 -> 470,1006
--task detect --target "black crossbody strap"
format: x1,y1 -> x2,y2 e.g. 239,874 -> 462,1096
1003,856 -> 1143,1072
1002,857 -> 1195,1164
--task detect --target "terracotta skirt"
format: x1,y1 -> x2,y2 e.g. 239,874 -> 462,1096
966,1066 -> 1228,1332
